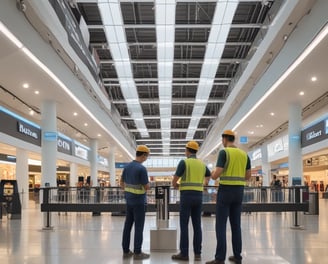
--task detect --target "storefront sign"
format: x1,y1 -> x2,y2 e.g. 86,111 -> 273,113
17,121 -> 39,139
251,149 -> 262,161
98,156 -> 108,166
0,107 -> 41,146
57,135 -> 72,155
74,143 -> 89,160
301,119 -> 328,147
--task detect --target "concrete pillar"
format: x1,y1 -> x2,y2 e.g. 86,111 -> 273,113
90,139 -> 98,186
288,102 -> 303,186
261,144 -> 271,186
70,162 -> 78,187
109,146 -> 116,186
41,101 -> 57,187
16,148 -> 29,209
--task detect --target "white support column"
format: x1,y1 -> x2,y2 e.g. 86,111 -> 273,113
90,139 -> 98,186
16,148 -> 29,209
70,162 -> 78,187
109,146 -> 116,186
288,102 -> 303,186
261,145 -> 271,187
41,101 -> 57,187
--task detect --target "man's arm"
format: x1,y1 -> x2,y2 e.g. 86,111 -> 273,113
172,175 -> 180,189
211,167 -> 224,180
119,175 -> 124,189
245,156 -> 251,181
245,169 -> 251,181
143,183 -> 150,190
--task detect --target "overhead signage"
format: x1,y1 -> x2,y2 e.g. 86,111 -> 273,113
57,135 -> 72,155
239,136 -> 248,144
301,119 -> 328,147
43,131 -> 57,142
115,162 -> 129,169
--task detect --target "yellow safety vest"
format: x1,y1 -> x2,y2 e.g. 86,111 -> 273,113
125,183 -> 146,194
179,158 -> 206,191
220,147 -> 247,186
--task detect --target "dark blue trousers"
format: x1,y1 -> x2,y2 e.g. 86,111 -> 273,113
215,185 -> 244,261
179,190 -> 203,256
122,199 -> 146,254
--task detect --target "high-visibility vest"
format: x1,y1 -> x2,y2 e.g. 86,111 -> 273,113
124,183 -> 146,194
220,147 -> 248,186
179,158 -> 206,191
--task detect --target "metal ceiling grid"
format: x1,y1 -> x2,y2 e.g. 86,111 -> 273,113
76,0 -> 276,156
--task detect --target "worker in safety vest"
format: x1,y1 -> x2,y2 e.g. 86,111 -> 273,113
206,130 -> 251,264
120,145 -> 150,260
172,141 -> 211,261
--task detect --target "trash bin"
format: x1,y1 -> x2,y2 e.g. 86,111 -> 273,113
308,192 -> 319,215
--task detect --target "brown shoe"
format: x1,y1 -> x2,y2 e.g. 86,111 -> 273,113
172,253 -> 189,261
122,250 -> 133,259
205,260 -> 225,264
133,252 -> 150,260
228,256 -> 242,264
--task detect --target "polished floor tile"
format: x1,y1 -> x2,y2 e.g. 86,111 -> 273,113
1,200 -> 328,263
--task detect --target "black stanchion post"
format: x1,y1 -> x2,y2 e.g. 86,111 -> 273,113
291,186 -> 304,230
92,187 -> 101,216
43,183 -> 54,230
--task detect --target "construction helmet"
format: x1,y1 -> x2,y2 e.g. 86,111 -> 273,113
222,130 -> 235,137
185,141 -> 199,151
136,145 -> 150,153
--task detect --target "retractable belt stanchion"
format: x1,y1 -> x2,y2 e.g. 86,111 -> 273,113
150,186 -> 177,251
42,184 -> 54,230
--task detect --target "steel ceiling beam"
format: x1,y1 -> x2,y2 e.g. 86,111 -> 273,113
112,98 -> 225,104
88,24 -> 262,29
121,115 -> 216,120
100,59 -> 245,64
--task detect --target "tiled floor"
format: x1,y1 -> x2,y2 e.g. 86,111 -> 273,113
0,200 -> 327,264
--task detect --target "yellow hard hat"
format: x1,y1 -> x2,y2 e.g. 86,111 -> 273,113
222,130 -> 235,137
185,141 -> 199,151
136,145 -> 150,153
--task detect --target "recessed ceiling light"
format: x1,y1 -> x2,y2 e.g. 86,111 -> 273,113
270,112 -> 275,116
97,134 -> 101,137
34,90 -> 39,94
311,76 -> 317,82
84,123 -> 88,126
299,91 -> 305,96
22,83 -> 29,88
256,124 -> 264,128
248,131 -> 254,135
29,109 -> 34,115
73,112 -> 78,116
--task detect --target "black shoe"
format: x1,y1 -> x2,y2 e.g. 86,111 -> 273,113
228,256 -> 242,264
133,252 -> 150,260
122,250 -> 133,259
205,260 -> 225,264
172,253 -> 189,261
195,254 -> 201,261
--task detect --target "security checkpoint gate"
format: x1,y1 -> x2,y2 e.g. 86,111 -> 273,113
150,186 -> 177,251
